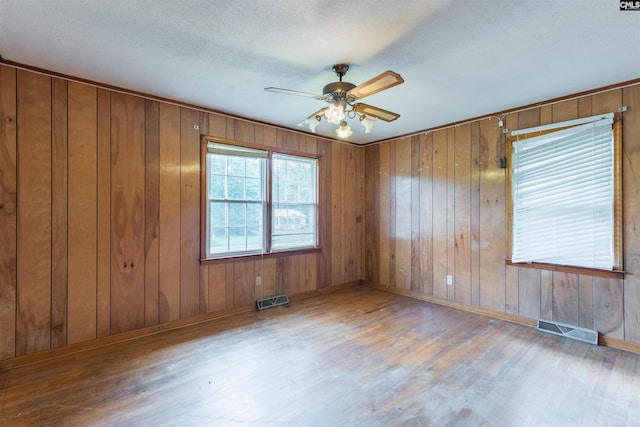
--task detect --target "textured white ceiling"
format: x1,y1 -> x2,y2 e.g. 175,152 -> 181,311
1,0 -> 639,144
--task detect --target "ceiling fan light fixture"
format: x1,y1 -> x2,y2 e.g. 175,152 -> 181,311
359,115 -> 376,133
336,120 -> 352,138
325,101 -> 346,125
298,116 -> 318,133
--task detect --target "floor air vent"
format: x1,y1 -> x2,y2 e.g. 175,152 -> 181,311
537,319 -> 598,345
256,294 -> 289,310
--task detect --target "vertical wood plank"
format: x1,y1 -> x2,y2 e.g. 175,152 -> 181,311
551,272 -> 579,326
277,129 -> 300,152
316,140 -> 331,288
50,77 -> 68,348
577,96 -> 592,118
110,92 -> 145,334
454,125 -> 471,305
356,144 -> 365,281
446,128 -> 455,301
378,143 -> 391,286
432,130 -> 448,299
330,143 -> 342,286
180,108 -> 201,319
232,119 -> 255,144
199,264 -> 209,314
0,65 -> 17,360
540,270 -> 553,320
518,268 -> 541,320
364,145 -> 380,283
540,105 -> 552,125
591,89 -> 621,116
388,142 -> 396,288
410,137 -> 421,293
470,123 -> 481,306
551,99 -> 578,122
225,265 -> 234,309
593,277 -> 624,339
16,70 -> 52,355
622,84 -> 640,343
578,275 -> 594,329
478,118 -> 505,312
208,264 -> 226,312
419,133 -> 433,297
233,261 -> 255,307
96,88 -> 111,338
158,103 -> 181,323
305,253 -> 317,292
281,256 -> 300,295
261,257 -> 277,298
207,114 -> 226,139
260,126 -> 278,148
342,144 -> 359,283
144,100 -> 160,326
67,82 -> 97,344
394,138 -> 411,290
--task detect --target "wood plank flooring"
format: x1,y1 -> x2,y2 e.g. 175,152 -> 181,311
1,285 -> 639,426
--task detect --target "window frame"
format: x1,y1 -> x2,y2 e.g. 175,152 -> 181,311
505,114 -> 623,279
200,136 -> 321,263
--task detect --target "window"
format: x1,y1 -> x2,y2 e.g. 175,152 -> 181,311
203,141 -> 318,259
272,154 -> 318,251
508,113 -> 622,272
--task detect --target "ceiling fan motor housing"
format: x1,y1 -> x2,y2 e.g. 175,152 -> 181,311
323,81 -> 356,101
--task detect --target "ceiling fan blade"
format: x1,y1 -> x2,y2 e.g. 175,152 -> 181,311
353,103 -> 400,122
348,70 -> 404,99
297,108 -> 329,127
264,87 -> 326,101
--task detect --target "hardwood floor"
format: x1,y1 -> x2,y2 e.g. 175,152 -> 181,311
1,285 -> 639,426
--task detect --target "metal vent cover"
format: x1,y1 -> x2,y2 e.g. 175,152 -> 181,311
537,319 -> 598,345
256,294 -> 289,310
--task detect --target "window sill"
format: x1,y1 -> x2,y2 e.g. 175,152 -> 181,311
200,247 -> 321,266
505,259 -> 625,279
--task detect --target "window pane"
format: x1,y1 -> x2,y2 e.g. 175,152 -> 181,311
210,202 -> 227,227
298,163 -> 313,202
227,157 -> 245,176
209,154 -> 226,174
272,203 -> 317,249
246,158 -> 261,178
210,227 -> 228,254
228,203 -> 246,227
247,226 -> 262,250
227,176 -> 245,200
246,203 -> 262,226
229,227 -> 247,251
209,174 -> 226,199
246,177 -> 261,200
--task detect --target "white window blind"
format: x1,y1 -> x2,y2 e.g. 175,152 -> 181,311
511,114 -> 614,269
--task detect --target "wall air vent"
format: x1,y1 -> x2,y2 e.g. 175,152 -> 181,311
537,319 -> 598,345
256,294 -> 289,310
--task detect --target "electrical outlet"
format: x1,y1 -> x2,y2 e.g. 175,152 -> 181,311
255,276 -> 262,286
446,275 -> 453,286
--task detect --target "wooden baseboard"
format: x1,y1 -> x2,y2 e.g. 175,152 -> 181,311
362,281 -> 640,355
0,282 -> 360,372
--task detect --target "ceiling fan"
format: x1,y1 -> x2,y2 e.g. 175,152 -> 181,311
264,64 -> 404,138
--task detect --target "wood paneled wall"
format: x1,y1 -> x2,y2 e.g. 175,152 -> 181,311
365,84 -> 640,346
0,65 -> 364,361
